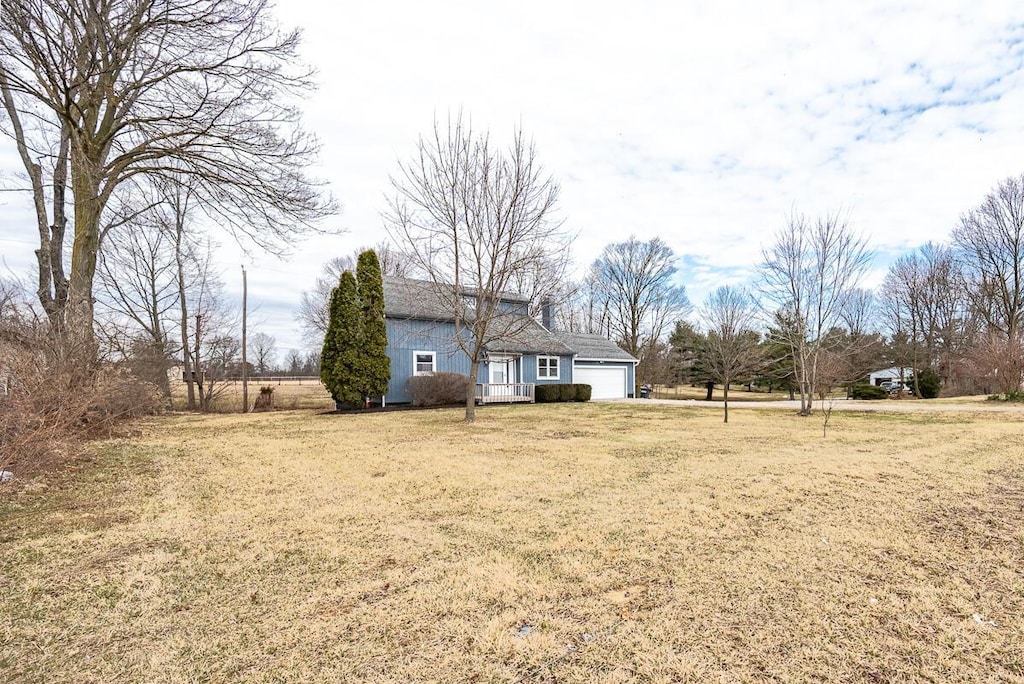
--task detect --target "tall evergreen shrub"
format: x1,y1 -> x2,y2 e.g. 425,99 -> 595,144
320,283 -> 344,403
356,250 -> 391,401
322,271 -> 364,408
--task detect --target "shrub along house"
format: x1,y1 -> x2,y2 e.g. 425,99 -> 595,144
381,276 -> 638,404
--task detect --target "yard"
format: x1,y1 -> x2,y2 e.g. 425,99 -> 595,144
2,403 -> 1023,682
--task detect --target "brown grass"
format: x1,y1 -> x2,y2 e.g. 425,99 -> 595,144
2,403 -> 1023,682
169,378 -> 335,412
653,384 -> 797,402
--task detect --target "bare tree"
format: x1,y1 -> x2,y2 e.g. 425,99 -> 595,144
588,236 -> 691,384
952,174 -> 1024,393
385,112 -> 572,421
284,349 -> 303,375
95,214 -> 180,400
699,286 -> 764,423
296,242 -> 413,346
881,242 -> 970,394
186,248 -> 239,411
0,0 -> 334,344
249,332 -> 277,375
759,211 -> 873,415
552,273 -> 608,335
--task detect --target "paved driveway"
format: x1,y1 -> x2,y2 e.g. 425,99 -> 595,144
605,397 -> 1024,413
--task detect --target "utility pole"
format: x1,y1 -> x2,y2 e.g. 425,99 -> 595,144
194,313 -> 204,410
241,266 -> 249,413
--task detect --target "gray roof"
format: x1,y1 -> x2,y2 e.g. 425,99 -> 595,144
383,276 -> 574,356
382,276 -> 456,320
553,332 -> 638,362
382,276 -> 533,319
486,321 -> 575,356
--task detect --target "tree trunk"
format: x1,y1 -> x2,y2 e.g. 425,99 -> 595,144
723,382 -> 729,423
798,351 -> 813,416
67,166 -> 103,349
175,225 -> 196,409
465,359 -> 478,422
705,381 -> 713,401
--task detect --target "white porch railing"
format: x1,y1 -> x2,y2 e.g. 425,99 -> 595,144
475,383 -> 535,404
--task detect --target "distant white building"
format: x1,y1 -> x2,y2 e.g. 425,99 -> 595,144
868,366 -> 914,386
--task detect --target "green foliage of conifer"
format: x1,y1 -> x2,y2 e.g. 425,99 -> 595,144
320,284 -> 344,403
356,250 -> 391,400
321,250 -> 392,409
322,271 -> 364,408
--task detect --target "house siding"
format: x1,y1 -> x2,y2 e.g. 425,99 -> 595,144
521,354 -> 575,385
385,318 -> 470,404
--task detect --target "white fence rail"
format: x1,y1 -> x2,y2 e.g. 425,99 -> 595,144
475,383 -> 535,404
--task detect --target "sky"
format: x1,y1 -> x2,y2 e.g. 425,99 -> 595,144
1,0 -> 1023,359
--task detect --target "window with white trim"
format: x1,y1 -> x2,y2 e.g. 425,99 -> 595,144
413,351 -> 436,376
537,356 -> 560,379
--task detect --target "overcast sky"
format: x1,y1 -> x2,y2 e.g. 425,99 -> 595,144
2,0 -> 1023,358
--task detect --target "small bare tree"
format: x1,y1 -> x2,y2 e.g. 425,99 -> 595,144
700,286 -> 764,423
385,112 -> 572,421
759,211 -> 873,416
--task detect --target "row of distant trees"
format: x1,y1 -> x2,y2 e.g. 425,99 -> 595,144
542,175 -> 1024,412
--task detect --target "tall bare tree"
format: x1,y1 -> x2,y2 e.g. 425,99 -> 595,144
385,113 -> 572,421
552,274 -> 607,335
881,242 -> 969,394
95,210 -> 180,399
952,174 -> 1024,393
588,236 -> 690,383
759,211 -> 873,415
0,0 -> 333,343
700,286 -> 764,423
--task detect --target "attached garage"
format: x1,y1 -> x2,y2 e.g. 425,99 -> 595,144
573,364 -> 629,399
553,331 -> 639,400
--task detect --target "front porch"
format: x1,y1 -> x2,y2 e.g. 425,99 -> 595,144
475,383 -> 535,404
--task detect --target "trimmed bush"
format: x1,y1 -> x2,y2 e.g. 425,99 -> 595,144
407,373 -> 471,407
536,383 -> 590,403
988,391 -> 1024,402
851,384 -> 888,400
535,384 -> 562,403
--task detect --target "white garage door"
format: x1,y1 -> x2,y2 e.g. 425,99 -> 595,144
573,365 -> 628,399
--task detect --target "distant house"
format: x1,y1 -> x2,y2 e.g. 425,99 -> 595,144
868,366 -> 914,386
382,276 -> 638,403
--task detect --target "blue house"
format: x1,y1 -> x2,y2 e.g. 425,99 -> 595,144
382,276 -> 638,404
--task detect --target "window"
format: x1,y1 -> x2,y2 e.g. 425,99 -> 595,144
537,356 -> 559,380
413,351 -> 436,376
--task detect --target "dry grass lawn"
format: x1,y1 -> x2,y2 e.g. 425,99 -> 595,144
2,403 -> 1023,682
170,378 -> 335,412
652,384 -> 794,402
